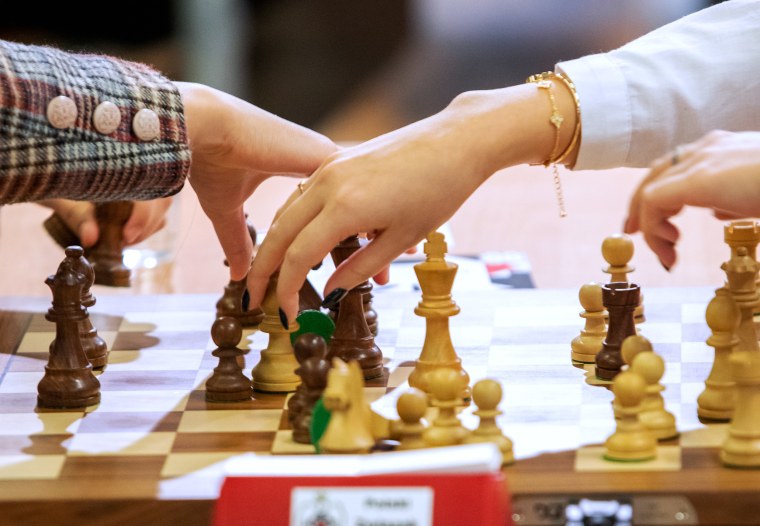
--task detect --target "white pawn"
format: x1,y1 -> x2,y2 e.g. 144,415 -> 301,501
602,234 -> 644,323
604,370 -> 657,462
613,335 -> 654,419
571,282 -> 607,363
396,388 -> 428,451
423,368 -> 469,448
630,352 -> 678,440
462,379 -> 514,466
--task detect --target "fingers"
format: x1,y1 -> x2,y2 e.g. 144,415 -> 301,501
208,206 -> 254,281
45,200 -> 99,247
123,198 -> 172,246
247,193 -> 325,310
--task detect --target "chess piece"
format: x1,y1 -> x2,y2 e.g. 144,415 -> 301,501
630,352 -> 678,440
595,282 -> 639,381
319,359 -> 375,454
408,232 -> 471,405
87,202 -> 133,287
621,335 -> 653,367
289,333 -> 331,444
724,220 -> 760,291
299,279 -> 323,312
395,388 -> 429,451
571,282 -> 607,363
328,235 -> 383,380
721,350 -> 760,468
462,379 -> 514,465
604,370 -> 657,462
602,234 -> 644,323
722,246 -> 760,354
251,272 -> 301,392
206,317 -> 252,402
66,246 -> 108,369
423,368 -> 469,447
698,287 -> 740,421
217,221 -> 265,327
37,256 -> 101,408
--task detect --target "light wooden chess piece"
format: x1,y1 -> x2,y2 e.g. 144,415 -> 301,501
621,335 -> 653,368
721,350 -> 760,468
462,379 -> 514,466
251,272 -> 300,392
396,388 -> 429,451
630,351 -> 678,440
206,317 -> 252,402
422,368 -> 470,447
722,246 -> 760,354
698,287 -> 740,421
602,233 -> 644,324
408,231 -> 471,405
604,370 -> 657,462
571,282 -> 607,364
319,359 -> 375,454
724,220 -> 760,291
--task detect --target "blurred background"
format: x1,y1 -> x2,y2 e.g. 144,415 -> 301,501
0,0 -> 729,296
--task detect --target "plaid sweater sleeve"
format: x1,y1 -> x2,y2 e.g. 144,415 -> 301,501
0,40 -> 191,204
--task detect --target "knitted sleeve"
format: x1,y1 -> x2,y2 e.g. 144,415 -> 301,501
0,39 -> 191,203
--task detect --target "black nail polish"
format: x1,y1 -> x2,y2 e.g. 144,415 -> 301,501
278,308 -> 289,330
661,262 -> 671,272
321,288 -> 348,310
312,261 -> 323,271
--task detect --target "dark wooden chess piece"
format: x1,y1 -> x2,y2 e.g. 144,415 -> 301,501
67,246 -> 108,369
217,221 -> 265,327
205,317 -> 252,402
328,235 -> 383,380
88,202 -> 133,287
37,254 -> 101,408
289,333 -> 331,444
595,282 -> 640,381
329,289 -> 378,336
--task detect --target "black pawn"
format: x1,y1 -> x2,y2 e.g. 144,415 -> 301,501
38,254 -> 101,408
68,246 -> 108,369
206,317 -> 252,402
289,333 -> 331,444
595,282 -> 639,381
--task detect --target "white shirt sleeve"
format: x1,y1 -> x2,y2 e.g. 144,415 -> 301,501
556,0 -> 760,170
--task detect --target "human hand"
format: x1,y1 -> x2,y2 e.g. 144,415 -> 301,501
624,130 -> 760,269
175,82 -> 337,281
39,198 -> 173,248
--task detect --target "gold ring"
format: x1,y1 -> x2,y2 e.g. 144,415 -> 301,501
297,181 -> 306,195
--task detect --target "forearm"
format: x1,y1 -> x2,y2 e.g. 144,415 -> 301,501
0,40 -> 191,204
436,81 -> 579,181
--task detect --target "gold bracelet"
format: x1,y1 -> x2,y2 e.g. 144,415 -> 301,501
526,71 -> 581,217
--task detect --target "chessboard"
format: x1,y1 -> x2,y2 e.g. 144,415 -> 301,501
0,286 -> 758,526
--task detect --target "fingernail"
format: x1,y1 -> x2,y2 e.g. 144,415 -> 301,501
622,218 -> 630,233
278,308 -> 289,330
312,260 -> 323,271
661,262 -> 671,272
321,288 -> 348,309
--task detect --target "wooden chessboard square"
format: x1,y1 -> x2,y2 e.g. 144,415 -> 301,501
177,409 -> 281,433
506,383 -> 583,407
97,370 -> 199,392
679,424 -> 728,448
85,390 -> 190,413
575,445 -> 681,472
494,304 -> 577,327
16,331 -> 57,354
184,390 -> 287,411
111,330 -> 210,352
66,431 -> 176,456
76,411 -> 182,433
492,326 -> 576,346
641,322 -> 685,345
58,455 -> 166,479
375,307 -> 403,330
171,431 -> 275,453
0,393 -> 40,413
681,322 -> 711,343
118,312 -> 216,332
488,344 -> 570,367
644,303 -> 683,323
386,365 -> 413,389
5,353 -> 47,372
647,342 -> 682,364
161,452 -> 239,477
0,454 -> 65,479
0,372 -> 43,394
510,424 -> 582,459
0,412 -> 83,435
271,430 -> 317,455
106,349 -> 205,372
681,342 -> 712,363
682,302 -> 709,324
0,434 -> 73,455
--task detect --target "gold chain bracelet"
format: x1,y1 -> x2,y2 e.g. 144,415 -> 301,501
526,71 -> 581,218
